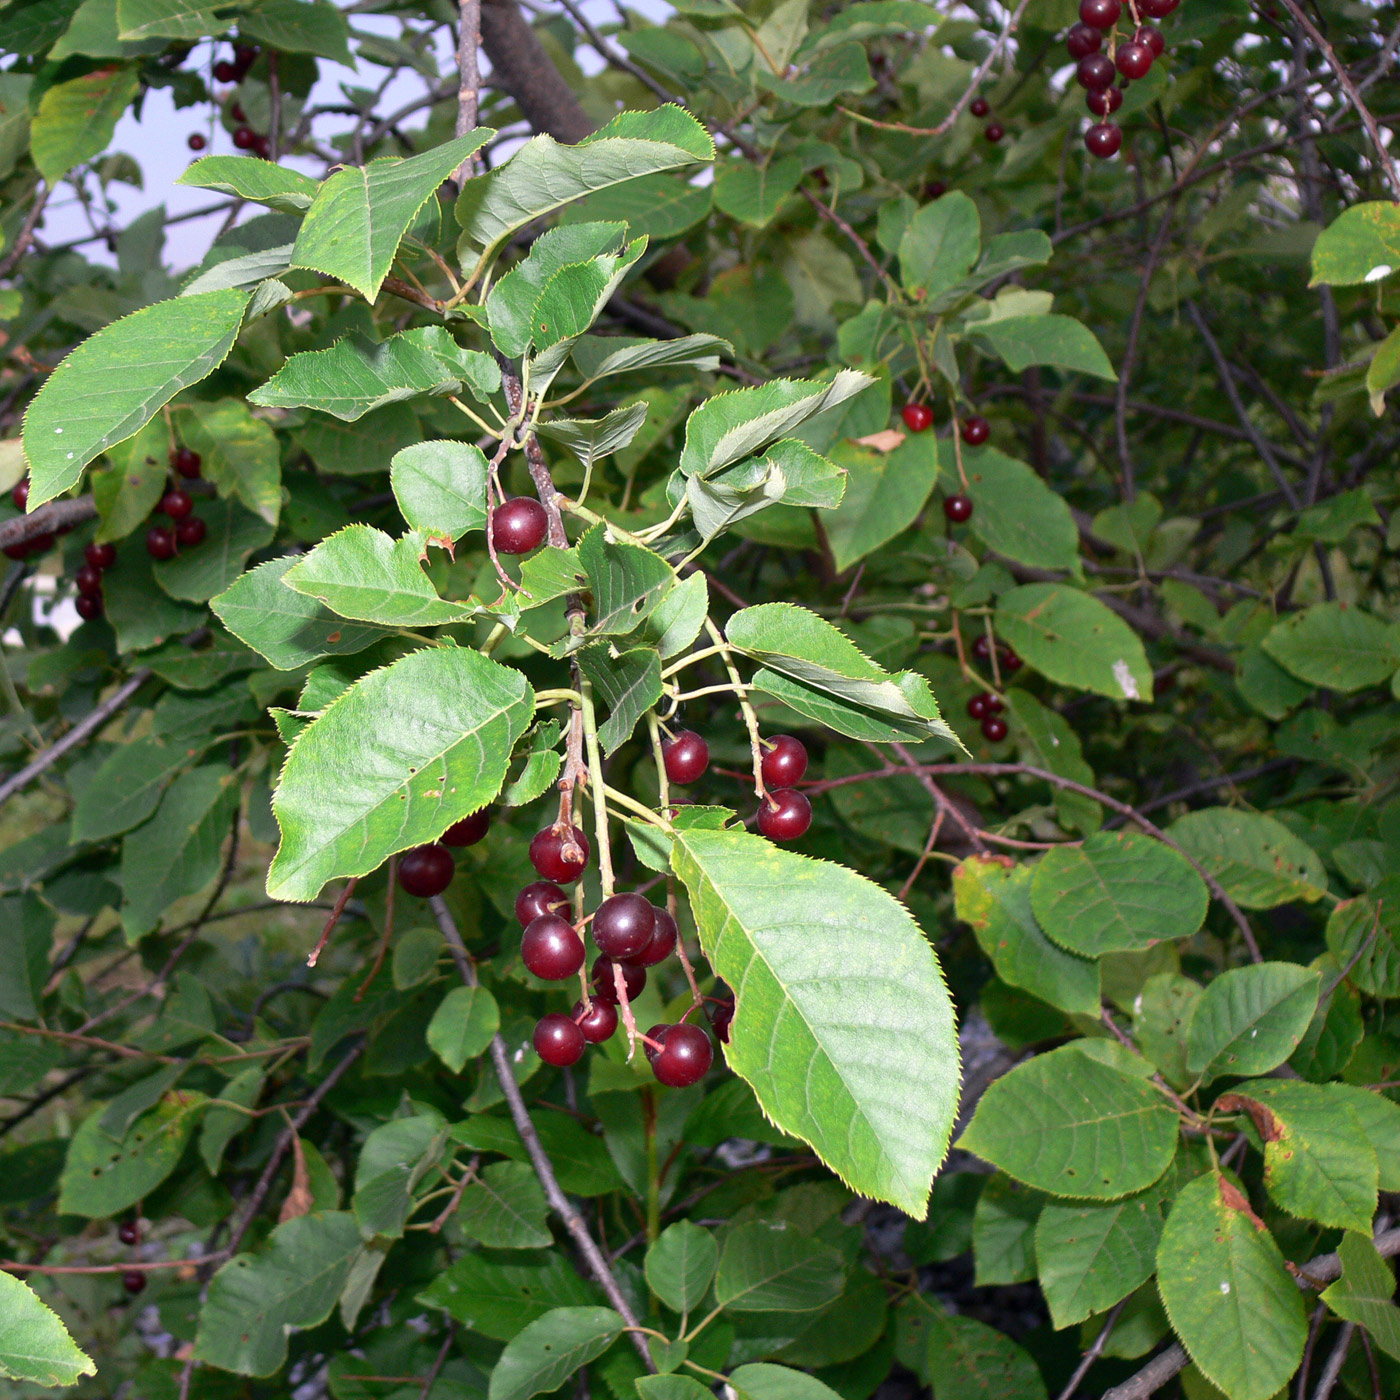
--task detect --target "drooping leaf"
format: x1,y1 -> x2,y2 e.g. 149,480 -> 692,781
1184,962 -> 1320,1086
1261,602 -> 1400,692
178,154 -> 320,213
670,828 -> 959,1217
714,155 -> 804,228
267,647 -> 533,901
1320,1232 -> 1400,1360
70,735 -> 208,843
116,0 -> 227,41
713,1222 -> 845,1313
29,64 -> 139,183
0,1274 -> 96,1388
969,315 -> 1115,381
898,192 -> 980,298
487,1307 -> 624,1400
922,1306 -> 1047,1400
174,397 -> 282,525
578,645 -> 662,754
577,524 -> 674,638
418,1251 -> 597,1339
426,985 -> 499,1074
1167,808 -> 1328,909
536,402 -> 649,472
571,332 -> 730,384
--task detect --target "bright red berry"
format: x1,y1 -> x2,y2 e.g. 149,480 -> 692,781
442,809 -> 490,847
758,789 -> 812,842
662,730 -> 709,785
591,956 -> 646,1003
187,132 -> 207,151
159,489 -> 193,520
146,525 -> 178,560
232,126 -> 256,149
118,1221 -> 140,1247
75,593 -> 103,621
521,913 -> 585,981
984,122 -> 1005,143
516,881 -> 569,928
960,415 -> 990,446
491,498 -> 548,555
75,564 -> 104,596
397,844 -> 455,898
1085,122 -> 1124,158
1066,22 -> 1102,57
943,494 -> 974,524
982,715 -> 1009,743
84,541 -> 116,570
11,478 -> 28,510
176,516 -> 206,547
1077,53 -> 1117,89
650,1023 -> 713,1088
970,96 -> 990,117
171,446 -> 201,478
901,403 -> 934,433
1115,40 -> 1154,79
1086,84 -> 1124,116
761,734 -> 808,789
534,1013 -> 585,1067
123,1271 -> 146,1296
634,906 -> 677,968
1080,0 -> 1121,24
573,999 -> 618,1044
592,893 -> 655,962
529,824 -> 590,884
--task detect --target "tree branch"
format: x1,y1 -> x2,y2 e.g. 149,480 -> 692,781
479,0 -> 594,142
0,496 -> 97,552
455,0 -> 483,184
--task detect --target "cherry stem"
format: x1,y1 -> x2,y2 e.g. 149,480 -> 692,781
306,877 -> 357,968
579,677 -> 615,898
702,616 -> 767,800
575,964 -> 593,1013
353,856 -> 396,1001
946,388 -> 971,491
614,961 -> 641,1061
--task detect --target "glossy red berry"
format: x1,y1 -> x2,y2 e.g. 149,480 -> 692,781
516,881 -> 569,928
123,1271 -> 147,1296
761,734 -> 808,789
1085,122 -> 1124,158
11,478 -> 28,510
591,956 -> 646,1003
662,730 -> 709,785
1002,647 -> 1024,672
84,541 -> 116,570
972,634 -> 994,660
960,415 -> 990,446
592,893 -> 655,962
1139,0 -> 1178,15
397,844 -> 455,898
1136,24 -> 1166,56
442,809 -> 490,847
943,494 -> 974,523
635,906 -> 677,968
1115,40 -> 1154,79
521,914 -> 585,980
970,96 -> 990,117
534,1013 -> 585,1067
901,402 -> 934,433
982,715 -> 1009,743
146,525 -> 177,560
232,126 -> 256,150
529,824 -> 590,884
187,132 -> 207,151
252,135 -> 271,160
983,692 -> 1005,716
1077,53 -> 1116,89
176,516 -> 206,548
708,994 -> 734,1043
983,122 -> 1005,143
1079,0 -> 1121,24
75,564 -> 104,596
651,1023 -> 713,1088
574,999 -> 618,1044
758,789 -> 812,842
118,1221 -> 140,1247
171,446 -> 201,478
1086,84 -> 1124,116
159,490 -> 193,520
1066,22 -> 1102,57
967,693 -> 990,721
75,593 -> 103,621
491,497 -> 548,555
213,59 -> 237,82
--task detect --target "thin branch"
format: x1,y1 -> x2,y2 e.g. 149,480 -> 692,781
455,0 -> 483,185
1312,1322 -> 1354,1400
0,184 -> 53,279
1056,1298 -> 1127,1400
554,0 -> 681,107
0,497 -> 97,553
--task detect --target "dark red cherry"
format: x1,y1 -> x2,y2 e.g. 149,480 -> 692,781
651,1023 -> 713,1088
635,907 -> 677,968
171,446 -> 201,478
1136,24 -> 1165,57
252,135 -> 271,159
592,893 -> 655,962
573,999 -> 618,1044
118,1221 -> 140,1247
922,180 -> 947,200
187,132 -> 206,151
644,1024 -> 669,1064
982,715 -> 1009,743
234,44 -> 258,66
491,498 -> 548,555
1085,122 -> 1124,158
529,824 -> 589,884
591,956 -> 646,1003
145,525 -> 177,560
442,809 -> 490,847
11,478 -> 28,510
1001,647 -> 1024,672
1115,40 -> 1154,79
1066,22 -> 1102,57
397,844 -> 455,898
534,1013 -> 585,1067
970,96 -> 990,117
75,564 -> 104,596
521,913 -> 585,981
1077,53 -> 1117,89
84,541 -> 117,570
1086,84 -> 1124,116
983,122 -> 1005,143
232,126 -> 256,149
230,102 -> 246,123
516,881 -> 569,928
662,730 -> 709,785
972,634 -> 994,660
176,515 -> 206,548
758,789 -> 812,842
967,693 -> 990,720
983,693 -> 1005,716
75,593 -> 103,621
1079,0 -> 1121,25
123,1271 -> 147,1296
213,60 -> 238,82
761,734 -> 808,789
1139,0 -> 1177,15
960,415 -> 990,446
943,494 -> 974,523
159,490 -> 193,521
901,403 -> 934,433
708,994 -> 734,1044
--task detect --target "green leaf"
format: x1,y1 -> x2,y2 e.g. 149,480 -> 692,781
972,1173 -> 1041,1285
639,1377 -> 712,1400
1320,1232 -> 1400,1360
1005,691 -> 1100,834
571,332 -> 730,385
152,497 -> 277,602
1035,1191 -> 1164,1329
731,1365 -> 851,1400
957,1044 -> 1177,1199
1184,963 -> 1320,1085
115,0 -> 226,40
30,64 -> 139,183
645,1223 -> 717,1317
120,765 -> 240,941
578,645 -> 662,754
198,1065 -> 264,1175
536,402 -> 649,473
426,985 -> 500,1074
1218,1080 -> 1376,1232
923,1307 -> 1047,1400
284,525 -> 473,627
1366,324 -> 1400,413
353,1117 -> 448,1240
178,154 -> 320,212
1326,890 -> 1400,998
1261,602 -> 1400,692
267,647 -> 533,901
292,132 -> 493,300
758,41 -> 874,105
74,736 -> 199,841
964,447 -> 1079,571
714,1222 -> 845,1313
58,1094 -> 204,1215
175,397 -> 282,526
898,192 -> 980,298
671,827 -> 958,1217
248,328 -> 467,421
212,555 -> 391,670
193,1212 -> 364,1376
726,602 -> 958,747
0,1274 -> 96,1388
419,1251 -> 597,1339
1029,831 -> 1208,957
0,0 -> 84,56
1167,808 -> 1328,909
748,669 -> 942,744
457,106 -> 713,263
1309,201 -> 1400,286
91,418 -> 168,540
22,289 -> 248,507
488,1306 -> 624,1400
969,315 -> 1115,381
577,524 -> 674,638
390,440 -> 488,542
822,435 -> 937,571
1156,1173 -> 1306,1400
238,0 -> 352,61
952,857 -> 1100,1017
714,155 -> 803,228
994,584 -> 1154,701
530,243 -> 646,356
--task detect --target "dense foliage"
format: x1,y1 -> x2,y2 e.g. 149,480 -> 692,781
1,2 -> 1399,1399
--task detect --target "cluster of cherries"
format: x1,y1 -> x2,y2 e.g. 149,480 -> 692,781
144,448 -> 209,561
970,632 -> 1021,742
1068,0 -> 1182,159
969,94 -> 1004,145
118,1219 -> 145,1296
899,402 -> 990,525
187,43 -> 271,155
663,727 -> 814,841
7,479 -> 117,620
